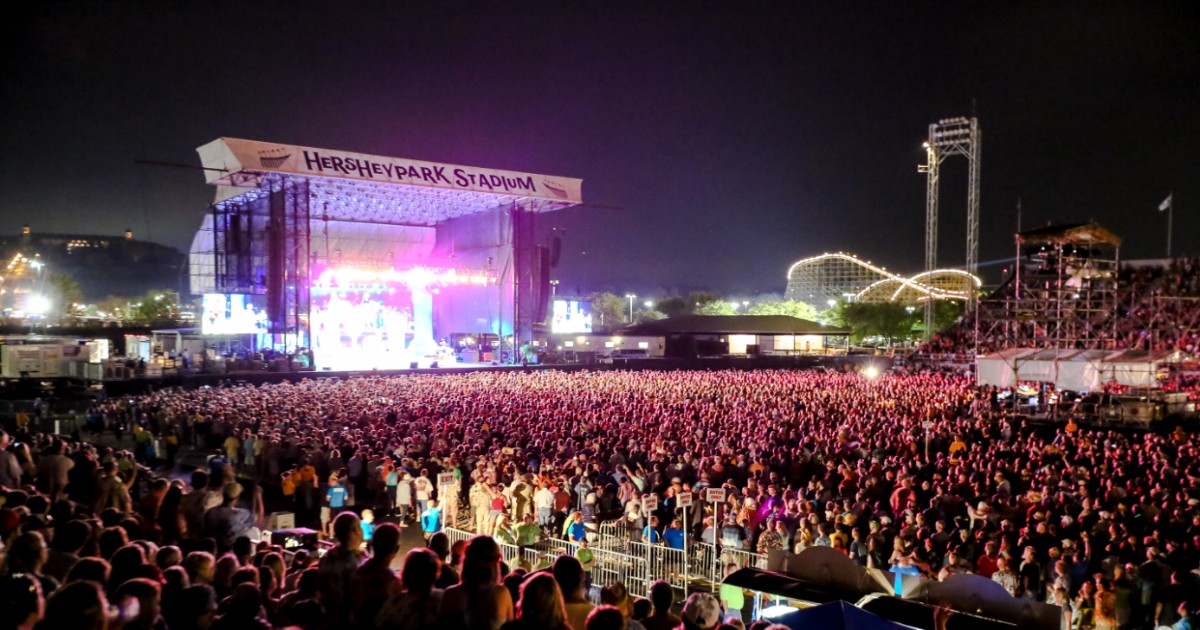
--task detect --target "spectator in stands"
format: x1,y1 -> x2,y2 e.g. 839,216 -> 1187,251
553,555 -> 594,630
351,522 -> 401,630
202,483 -> 254,553
501,572 -> 571,630
439,535 -> 514,630
642,580 -> 681,630
317,512 -> 364,623
377,547 -> 443,630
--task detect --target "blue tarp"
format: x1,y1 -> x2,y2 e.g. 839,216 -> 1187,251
768,601 -> 909,630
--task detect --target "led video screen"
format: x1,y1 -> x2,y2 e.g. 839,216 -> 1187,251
552,300 -> 593,333
202,293 -> 268,335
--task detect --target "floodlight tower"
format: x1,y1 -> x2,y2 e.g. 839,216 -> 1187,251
918,116 -> 980,335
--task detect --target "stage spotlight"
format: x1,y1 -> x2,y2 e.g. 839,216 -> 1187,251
863,366 -> 879,379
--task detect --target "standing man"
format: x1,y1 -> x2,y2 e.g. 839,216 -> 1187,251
534,480 -> 556,528
470,477 -> 490,533
414,469 -> 432,514
420,499 -> 441,540
323,474 -> 348,539
396,471 -> 414,524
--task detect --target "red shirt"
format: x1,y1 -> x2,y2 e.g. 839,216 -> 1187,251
976,554 -> 999,578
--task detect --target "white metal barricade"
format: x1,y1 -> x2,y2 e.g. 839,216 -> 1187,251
597,518 -> 629,550
722,546 -> 768,571
692,543 -> 722,589
444,527 -> 474,548
628,542 -> 688,592
590,546 -> 651,596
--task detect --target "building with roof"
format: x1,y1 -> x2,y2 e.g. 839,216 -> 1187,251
618,314 -> 850,357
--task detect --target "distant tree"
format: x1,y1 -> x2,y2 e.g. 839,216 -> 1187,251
655,295 -> 690,318
695,300 -> 737,316
590,292 -> 626,328
129,291 -> 178,326
840,302 -> 920,345
47,273 -> 84,322
636,308 -> 667,323
97,296 -> 133,323
746,299 -> 819,321
687,291 -> 720,310
932,300 -> 966,331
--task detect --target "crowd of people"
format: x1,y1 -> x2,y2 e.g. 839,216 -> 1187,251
2,368 -> 1199,630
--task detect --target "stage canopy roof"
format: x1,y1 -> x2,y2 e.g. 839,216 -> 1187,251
1016,222 -> 1122,247
197,138 -> 583,225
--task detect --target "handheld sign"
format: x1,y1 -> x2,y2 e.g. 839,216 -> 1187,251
677,492 -> 694,508
705,488 -> 726,503
922,421 -> 935,430
438,472 -> 456,486
642,494 -> 658,511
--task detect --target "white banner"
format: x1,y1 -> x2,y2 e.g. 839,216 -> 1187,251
198,137 -> 583,204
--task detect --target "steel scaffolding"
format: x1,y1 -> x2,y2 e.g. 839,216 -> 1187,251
978,223 -> 1121,350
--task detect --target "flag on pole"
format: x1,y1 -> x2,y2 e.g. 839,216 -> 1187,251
1159,194 -> 1173,211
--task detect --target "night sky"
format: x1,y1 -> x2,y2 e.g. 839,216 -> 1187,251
3,2 -> 1198,296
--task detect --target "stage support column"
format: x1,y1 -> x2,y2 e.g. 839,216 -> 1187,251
411,286 -> 436,357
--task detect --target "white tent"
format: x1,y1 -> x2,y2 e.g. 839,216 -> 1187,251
1102,349 -> 1188,388
1054,349 -> 1110,392
976,348 -> 1038,388
976,347 -> 1191,391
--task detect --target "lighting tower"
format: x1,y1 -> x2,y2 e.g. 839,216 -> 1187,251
918,116 -> 980,334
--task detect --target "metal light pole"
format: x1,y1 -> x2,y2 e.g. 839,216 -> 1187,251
625,294 -> 636,323
1162,192 -> 1174,258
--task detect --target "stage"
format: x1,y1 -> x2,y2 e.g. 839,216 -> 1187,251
189,138 -> 583,370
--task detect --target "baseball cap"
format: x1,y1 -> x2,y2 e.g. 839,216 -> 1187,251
681,592 -> 722,630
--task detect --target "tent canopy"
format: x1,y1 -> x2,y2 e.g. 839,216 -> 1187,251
976,348 -> 1189,391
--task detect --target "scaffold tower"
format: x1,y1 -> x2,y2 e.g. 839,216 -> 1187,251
920,117 -> 981,334
977,223 -> 1121,349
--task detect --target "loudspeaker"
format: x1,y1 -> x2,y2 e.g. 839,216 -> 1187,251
266,188 -> 286,333
533,246 -> 551,323
550,236 -> 562,268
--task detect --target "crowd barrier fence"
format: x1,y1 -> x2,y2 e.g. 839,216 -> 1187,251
441,527 -> 767,596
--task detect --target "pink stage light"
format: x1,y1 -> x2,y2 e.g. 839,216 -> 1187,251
313,265 -> 496,289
